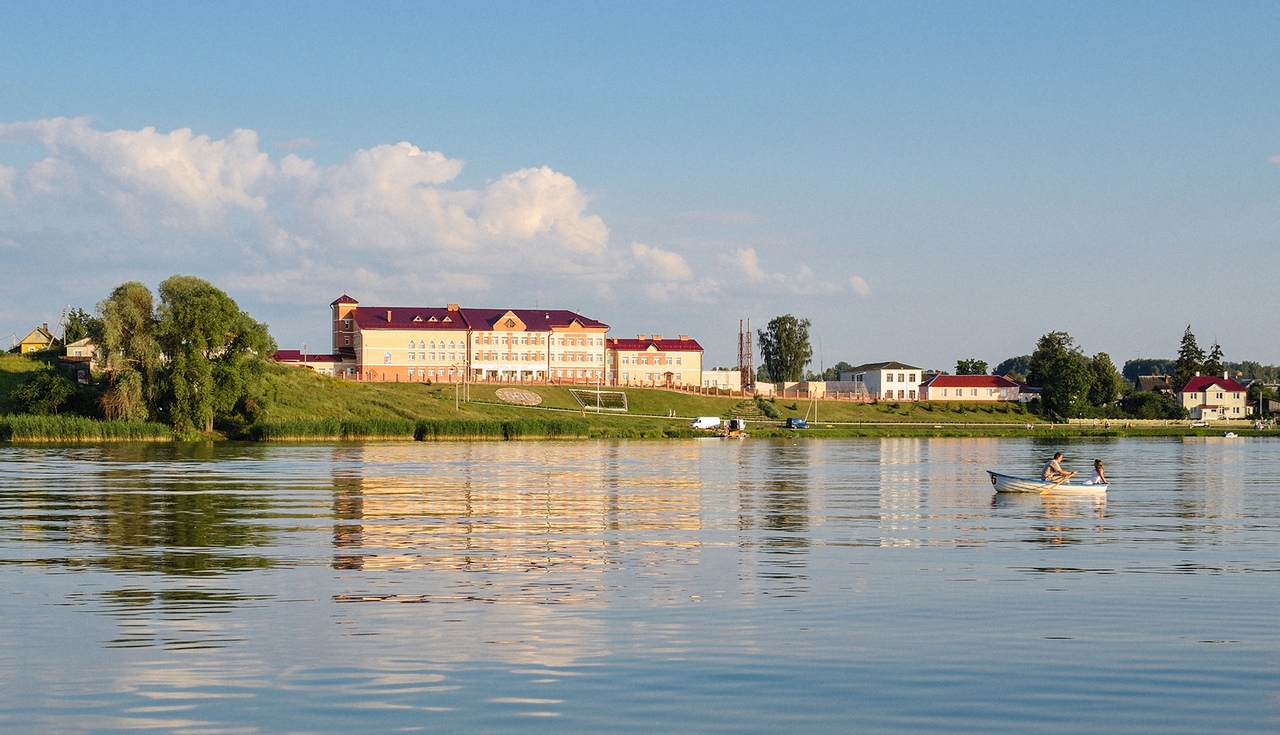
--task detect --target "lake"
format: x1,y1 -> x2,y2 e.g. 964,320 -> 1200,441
1,437 -> 1278,733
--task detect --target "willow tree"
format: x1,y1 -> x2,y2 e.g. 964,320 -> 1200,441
757,314 -> 813,383
97,282 -> 161,421
156,275 -> 275,434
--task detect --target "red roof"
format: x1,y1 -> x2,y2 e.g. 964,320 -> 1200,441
346,305 -> 608,332
921,374 -> 1021,389
1180,376 -> 1246,393
273,350 -> 340,363
608,337 -> 703,352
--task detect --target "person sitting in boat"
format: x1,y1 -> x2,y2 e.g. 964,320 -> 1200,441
1040,452 -> 1076,482
1083,459 -> 1107,485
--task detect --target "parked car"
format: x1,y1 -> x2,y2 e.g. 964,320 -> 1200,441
690,416 -> 721,430
785,418 -> 808,429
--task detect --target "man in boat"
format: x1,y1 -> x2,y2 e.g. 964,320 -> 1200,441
1040,452 -> 1076,483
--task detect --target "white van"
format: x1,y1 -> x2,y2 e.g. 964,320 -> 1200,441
690,416 -> 721,430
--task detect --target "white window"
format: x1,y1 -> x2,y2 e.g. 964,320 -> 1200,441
941,388 -> 947,397
408,353 -> 415,361
971,389 -> 978,396
886,373 -> 894,383
899,373 -> 905,382
909,373 -> 916,382
676,356 -> 681,365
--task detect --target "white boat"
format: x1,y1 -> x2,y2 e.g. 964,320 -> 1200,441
1222,431 -> 1238,438
986,470 -> 1107,495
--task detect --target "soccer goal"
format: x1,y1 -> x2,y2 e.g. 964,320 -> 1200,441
569,388 -> 628,412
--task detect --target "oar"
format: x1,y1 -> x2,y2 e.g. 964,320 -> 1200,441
1041,471 -> 1077,495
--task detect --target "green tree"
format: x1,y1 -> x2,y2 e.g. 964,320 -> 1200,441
955,359 -> 988,375
1027,332 -> 1093,419
819,361 -> 854,381
1120,391 -> 1185,420
63,307 -> 104,344
98,282 -> 161,421
11,371 -> 76,415
993,355 -> 1032,381
156,275 -> 276,434
1173,325 -> 1205,390
1203,341 -> 1224,378
1087,352 -> 1125,407
757,315 -> 813,383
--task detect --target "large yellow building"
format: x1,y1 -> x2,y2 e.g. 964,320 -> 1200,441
275,295 -> 706,387
607,335 -> 705,388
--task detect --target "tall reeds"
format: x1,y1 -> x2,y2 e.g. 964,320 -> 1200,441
0,415 -> 172,442
249,416 -> 590,441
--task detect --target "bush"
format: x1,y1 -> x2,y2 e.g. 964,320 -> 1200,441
11,371 -> 76,415
756,398 -> 780,419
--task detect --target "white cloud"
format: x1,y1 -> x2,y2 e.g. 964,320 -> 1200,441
0,118 -> 629,305
849,275 -> 870,297
631,242 -> 693,281
718,247 -> 843,295
1269,154 -> 1280,165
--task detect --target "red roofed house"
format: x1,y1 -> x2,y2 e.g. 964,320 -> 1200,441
919,374 -> 1025,402
607,335 -> 704,387
1179,375 -> 1248,420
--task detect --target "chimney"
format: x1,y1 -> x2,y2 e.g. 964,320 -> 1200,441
679,334 -> 689,341
386,310 -> 392,322
42,323 -> 48,331
447,303 -> 459,311
637,334 -> 645,341
652,334 -> 662,341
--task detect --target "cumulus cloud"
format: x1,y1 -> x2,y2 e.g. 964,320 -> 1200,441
628,242 -> 721,302
0,117 -> 625,304
718,247 -> 843,295
849,275 -> 870,297
1269,154 -> 1280,165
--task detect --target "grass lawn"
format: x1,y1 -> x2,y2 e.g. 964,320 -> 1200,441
0,352 -> 54,414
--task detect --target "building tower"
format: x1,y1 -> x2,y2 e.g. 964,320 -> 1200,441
331,295 -> 359,354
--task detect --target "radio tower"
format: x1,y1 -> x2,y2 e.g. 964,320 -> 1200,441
738,318 -> 755,392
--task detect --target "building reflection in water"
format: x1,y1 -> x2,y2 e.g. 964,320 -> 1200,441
328,442 -> 704,605
731,441 -> 812,597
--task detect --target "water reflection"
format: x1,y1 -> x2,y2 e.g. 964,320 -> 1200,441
325,442 -> 705,604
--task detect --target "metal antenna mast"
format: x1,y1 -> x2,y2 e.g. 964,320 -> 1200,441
738,318 -> 755,392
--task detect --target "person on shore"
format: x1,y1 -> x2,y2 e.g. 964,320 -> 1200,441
1041,452 -> 1075,482
1083,459 -> 1107,485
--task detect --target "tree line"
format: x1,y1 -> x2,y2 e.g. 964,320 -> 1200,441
7,276 -> 275,435
753,315 -> 1275,419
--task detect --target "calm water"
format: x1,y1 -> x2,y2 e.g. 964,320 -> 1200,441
1,437 -> 1278,733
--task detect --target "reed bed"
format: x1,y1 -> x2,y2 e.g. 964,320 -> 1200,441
415,417 -> 590,441
0,415 -> 172,442
250,418 -> 417,441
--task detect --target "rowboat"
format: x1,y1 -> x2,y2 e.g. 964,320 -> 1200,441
986,470 -> 1107,494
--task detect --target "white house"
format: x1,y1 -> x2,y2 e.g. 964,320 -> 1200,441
839,361 -> 924,401
1179,375 -> 1248,420
919,374 -> 1023,402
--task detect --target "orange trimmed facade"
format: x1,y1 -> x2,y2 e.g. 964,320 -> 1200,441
276,296 -> 704,387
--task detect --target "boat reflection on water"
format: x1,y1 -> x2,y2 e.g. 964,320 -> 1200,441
992,490 -> 1106,545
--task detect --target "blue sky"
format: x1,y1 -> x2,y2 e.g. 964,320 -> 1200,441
2,2 -> 1278,371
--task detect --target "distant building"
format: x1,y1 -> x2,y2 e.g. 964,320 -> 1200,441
275,295 -> 704,387
920,374 -> 1024,402
1137,375 -> 1173,394
608,335 -> 704,388
1179,375 -> 1248,420
839,361 -> 923,401
18,324 -> 55,355
61,337 -> 99,383
701,369 -> 742,392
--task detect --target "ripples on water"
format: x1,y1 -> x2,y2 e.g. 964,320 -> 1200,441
1,437 -> 1279,733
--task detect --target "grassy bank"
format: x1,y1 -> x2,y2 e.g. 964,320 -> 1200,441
4,360 -> 1273,442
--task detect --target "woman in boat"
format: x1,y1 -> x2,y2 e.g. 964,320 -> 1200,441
1083,459 -> 1107,485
